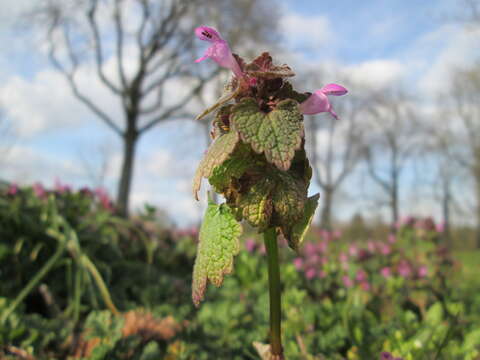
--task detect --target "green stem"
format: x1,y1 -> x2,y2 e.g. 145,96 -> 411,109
264,228 -> 283,357
1,241 -> 66,325
80,255 -> 120,316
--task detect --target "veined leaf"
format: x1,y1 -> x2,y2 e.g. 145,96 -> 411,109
192,131 -> 239,200
231,98 -> 303,171
192,202 -> 242,307
272,170 -> 307,227
287,193 -> 320,251
237,178 -> 275,229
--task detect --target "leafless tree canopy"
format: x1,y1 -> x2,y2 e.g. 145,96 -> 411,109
28,0 -> 279,215
363,89 -> 421,226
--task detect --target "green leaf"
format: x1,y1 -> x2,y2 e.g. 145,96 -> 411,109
425,302 -> 444,325
231,98 -> 303,171
287,193 -> 320,251
208,144 -> 252,192
237,178 -> 275,229
192,131 -> 239,200
192,202 -> 242,307
272,170 -> 307,227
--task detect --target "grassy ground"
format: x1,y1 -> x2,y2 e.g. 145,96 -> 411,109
453,250 -> 480,286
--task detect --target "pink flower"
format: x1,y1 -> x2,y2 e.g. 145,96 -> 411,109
95,187 -> 112,211
367,241 -> 377,252
397,260 -> 412,278
194,26 -> 243,78
245,238 -> 256,253
32,182 -> 46,199
380,267 -> 392,278
304,242 -> 316,254
317,241 -> 328,253
380,352 -> 403,360
305,268 -> 316,280
348,244 -> 358,257
259,244 -> 266,255
54,179 -> 71,194
339,252 -> 348,263
7,183 -> 18,195
333,230 -> 342,239
318,270 -> 327,278
355,269 -> 368,282
299,84 -> 348,119
380,243 -> 391,255
293,257 -> 304,270
342,275 -> 354,288
360,281 -> 371,291
417,265 -> 428,278
436,222 -> 445,233
388,233 -> 396,244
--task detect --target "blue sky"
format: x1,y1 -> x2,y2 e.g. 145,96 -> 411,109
0,0 -> 479,225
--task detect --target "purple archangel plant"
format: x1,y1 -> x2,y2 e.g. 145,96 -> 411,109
191,26 -> 347,359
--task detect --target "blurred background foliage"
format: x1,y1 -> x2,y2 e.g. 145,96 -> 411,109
0,185 -> 479,359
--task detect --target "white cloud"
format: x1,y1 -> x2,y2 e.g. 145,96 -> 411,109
1,144 -> 82,184
280,13 -> 332,52
342,60 -> 405,88
415,24 -> 480,94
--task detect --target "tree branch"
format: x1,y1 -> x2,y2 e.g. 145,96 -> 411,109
87,0 -> 122,96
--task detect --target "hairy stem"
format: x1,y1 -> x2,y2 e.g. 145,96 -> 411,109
264,228 -> 283,357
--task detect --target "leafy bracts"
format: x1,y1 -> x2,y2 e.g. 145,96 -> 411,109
192,201 -> 242,307
191,51 -> 321,306
231,98 -> 304,171
192,131 -> 239,200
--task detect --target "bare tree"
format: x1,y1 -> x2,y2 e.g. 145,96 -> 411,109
363,89 -> 420,227
30,0 -> 279,216
304,78 -> 366,230
31,0 -> 211,215
447,64 -> 480,246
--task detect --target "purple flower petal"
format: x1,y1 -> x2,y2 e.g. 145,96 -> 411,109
299,83 -> 347,119
194,26 -> 243,78
195,26 -> 222,42
321,83 -> 348,96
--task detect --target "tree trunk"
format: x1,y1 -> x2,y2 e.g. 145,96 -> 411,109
320,188 -> 333,230
116,128 -> 138,217
391,181 -> 399,228
476,177 -> 480,248
441,179 -> 452,247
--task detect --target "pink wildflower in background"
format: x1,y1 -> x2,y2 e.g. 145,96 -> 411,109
7,183 -> 18,195
380,351 -> 403,360
360,281 -> 371,291
417,265 -> 428,278
54,179 -> 71,194
95,187 -> 112,211
388,233 -> 396,244
380,243 -> 391,255
293,257 -> 304,270
305,268 -> 316,280
33,183 -> 46,199
355,269 -> 368,282
245,238 -> 256,253
299,84 -> 348,119
398,260 -> 412,278
348,244 -> 358,257
380,267 -> 392,278
436,222 -> 445,233
342,275 -> 354,288
194,26 -> 243,78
